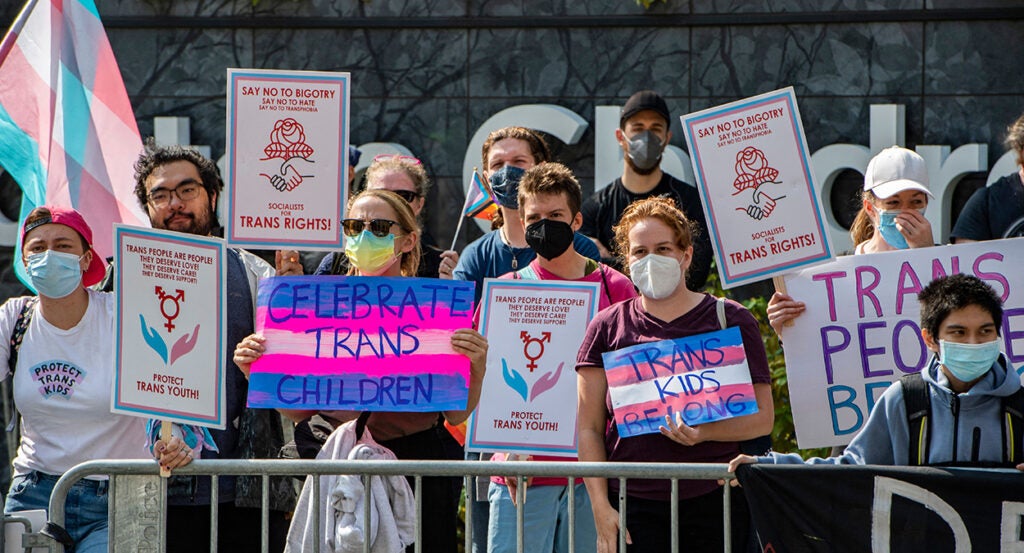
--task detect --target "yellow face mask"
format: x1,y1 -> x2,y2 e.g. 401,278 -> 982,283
344,230 -> 398,275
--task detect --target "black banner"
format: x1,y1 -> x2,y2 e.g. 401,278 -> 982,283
737,464 -> 1024,553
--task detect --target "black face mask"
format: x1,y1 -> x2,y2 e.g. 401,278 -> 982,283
525,218 -> 575,260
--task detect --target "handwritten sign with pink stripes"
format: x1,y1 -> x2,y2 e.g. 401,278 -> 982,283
602,326 -> 758,438
247,276 -> 475,411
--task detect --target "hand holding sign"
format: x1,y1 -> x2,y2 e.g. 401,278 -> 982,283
659,411 -> 703,446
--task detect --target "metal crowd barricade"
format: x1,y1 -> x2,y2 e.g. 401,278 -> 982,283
42,459 -> 737,553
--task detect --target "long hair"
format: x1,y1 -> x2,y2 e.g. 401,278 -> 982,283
346,189 -> 421,277
849,190 -> 877,246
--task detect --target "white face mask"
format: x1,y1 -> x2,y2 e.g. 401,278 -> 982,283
629,254 -> 682,300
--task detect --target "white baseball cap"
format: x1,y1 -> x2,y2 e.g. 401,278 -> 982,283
864,146 -> 933,199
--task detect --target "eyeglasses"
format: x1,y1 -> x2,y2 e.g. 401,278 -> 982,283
147,183 -> 202,207
389,190 -> 421,204
342,218 -> 399,238
373,154 -> 422,166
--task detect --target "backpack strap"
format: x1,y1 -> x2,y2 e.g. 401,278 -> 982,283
515,263 -> 539,281
715,296 -> 727,330
900,373 -> 931,466
1002,385 -> 1024,464
8,297 -> 39,375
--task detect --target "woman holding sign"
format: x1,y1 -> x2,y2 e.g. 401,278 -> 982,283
575,197 -> 773,553
767,146 -> 935,334
0,207 -> 191,553
235,189 -> 488,552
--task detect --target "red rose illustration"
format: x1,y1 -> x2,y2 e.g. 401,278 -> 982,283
733,146 -> 779,192
263,118 -> 314,160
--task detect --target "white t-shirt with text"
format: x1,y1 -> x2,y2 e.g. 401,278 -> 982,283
0,290 -> 147,477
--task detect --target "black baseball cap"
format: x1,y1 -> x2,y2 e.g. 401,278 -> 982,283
620,90 -> 670,127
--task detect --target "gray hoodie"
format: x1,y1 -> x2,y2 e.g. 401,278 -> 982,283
762,356 -> 1022,466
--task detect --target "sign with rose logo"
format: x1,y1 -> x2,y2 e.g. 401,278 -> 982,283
681,87 -> 834,288
225,68 -> 350,250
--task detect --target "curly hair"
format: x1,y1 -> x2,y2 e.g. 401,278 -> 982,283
612,196 -> 695,275
133,138 -> 222,211
919,274 -> 1003,339
1005,113 -> 1024,166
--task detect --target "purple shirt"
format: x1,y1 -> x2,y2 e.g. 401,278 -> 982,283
576,294 -> 770,501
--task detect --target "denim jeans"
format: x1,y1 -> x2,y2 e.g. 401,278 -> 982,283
5,470 -> 109,553
487,481 -> 596,553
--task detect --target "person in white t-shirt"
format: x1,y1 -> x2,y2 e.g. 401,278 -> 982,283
0,206 -> 191,553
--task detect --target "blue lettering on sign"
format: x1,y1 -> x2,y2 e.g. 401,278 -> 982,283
305,324 -> 421,359
275,374 -> 434,407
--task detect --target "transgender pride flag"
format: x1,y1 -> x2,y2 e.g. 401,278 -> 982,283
0,0 -> 148,286
602,326 -> 759,438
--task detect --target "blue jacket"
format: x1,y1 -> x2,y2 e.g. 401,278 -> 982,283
763,357 -> 1022,466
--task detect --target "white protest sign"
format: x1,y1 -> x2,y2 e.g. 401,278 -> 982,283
225,68 -> 350,250
467,279 -> 600,456
112,225 -> 227,428
782,239 -> 1024,449
681,87 -> 833,288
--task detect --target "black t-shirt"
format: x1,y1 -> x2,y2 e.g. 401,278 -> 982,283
951,172 -> 1024,241
580,172 -> 712,291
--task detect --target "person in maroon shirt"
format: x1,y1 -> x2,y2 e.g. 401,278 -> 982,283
575,197 -> 773,553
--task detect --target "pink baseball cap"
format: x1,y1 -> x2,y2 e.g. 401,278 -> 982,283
22,206 -> 106,287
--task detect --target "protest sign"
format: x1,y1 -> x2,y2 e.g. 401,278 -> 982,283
602,326 -> 758,438
247,276 -> 476,411
739,465 -> 1024,553
225,68 -> 350,250
681,87 -> 833,288
112,225 -> 226,428
781,239 -> 1024,449
467,279 -> 600,456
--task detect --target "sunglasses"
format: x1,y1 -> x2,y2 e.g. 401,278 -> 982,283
342,218 -> 399,238
388,189 -> 421,204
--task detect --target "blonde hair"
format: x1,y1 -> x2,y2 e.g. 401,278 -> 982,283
346,189 -> 421,277
612,197 -> 694,275
849,190 -> 877,246
1006,113 -> 1024,166
365,156 -> 430,197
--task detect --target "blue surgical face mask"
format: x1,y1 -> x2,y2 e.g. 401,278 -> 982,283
939,339 -> 1001,383
25,250 -> 84,298
489,165 -> 526,209
877,210 -> 909,249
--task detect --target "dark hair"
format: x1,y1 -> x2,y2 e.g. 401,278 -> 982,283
517,162 -> 582,217
919,274 -> 1003,338
133,138 -> 223,211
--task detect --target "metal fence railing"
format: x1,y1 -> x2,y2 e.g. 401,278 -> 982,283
38,459 -> 737,553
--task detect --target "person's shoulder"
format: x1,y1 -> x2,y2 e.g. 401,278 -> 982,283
0,295 -> 37,323
589,179 -> 623,204
574,233 -> 600,259
460,232 -> 499,260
